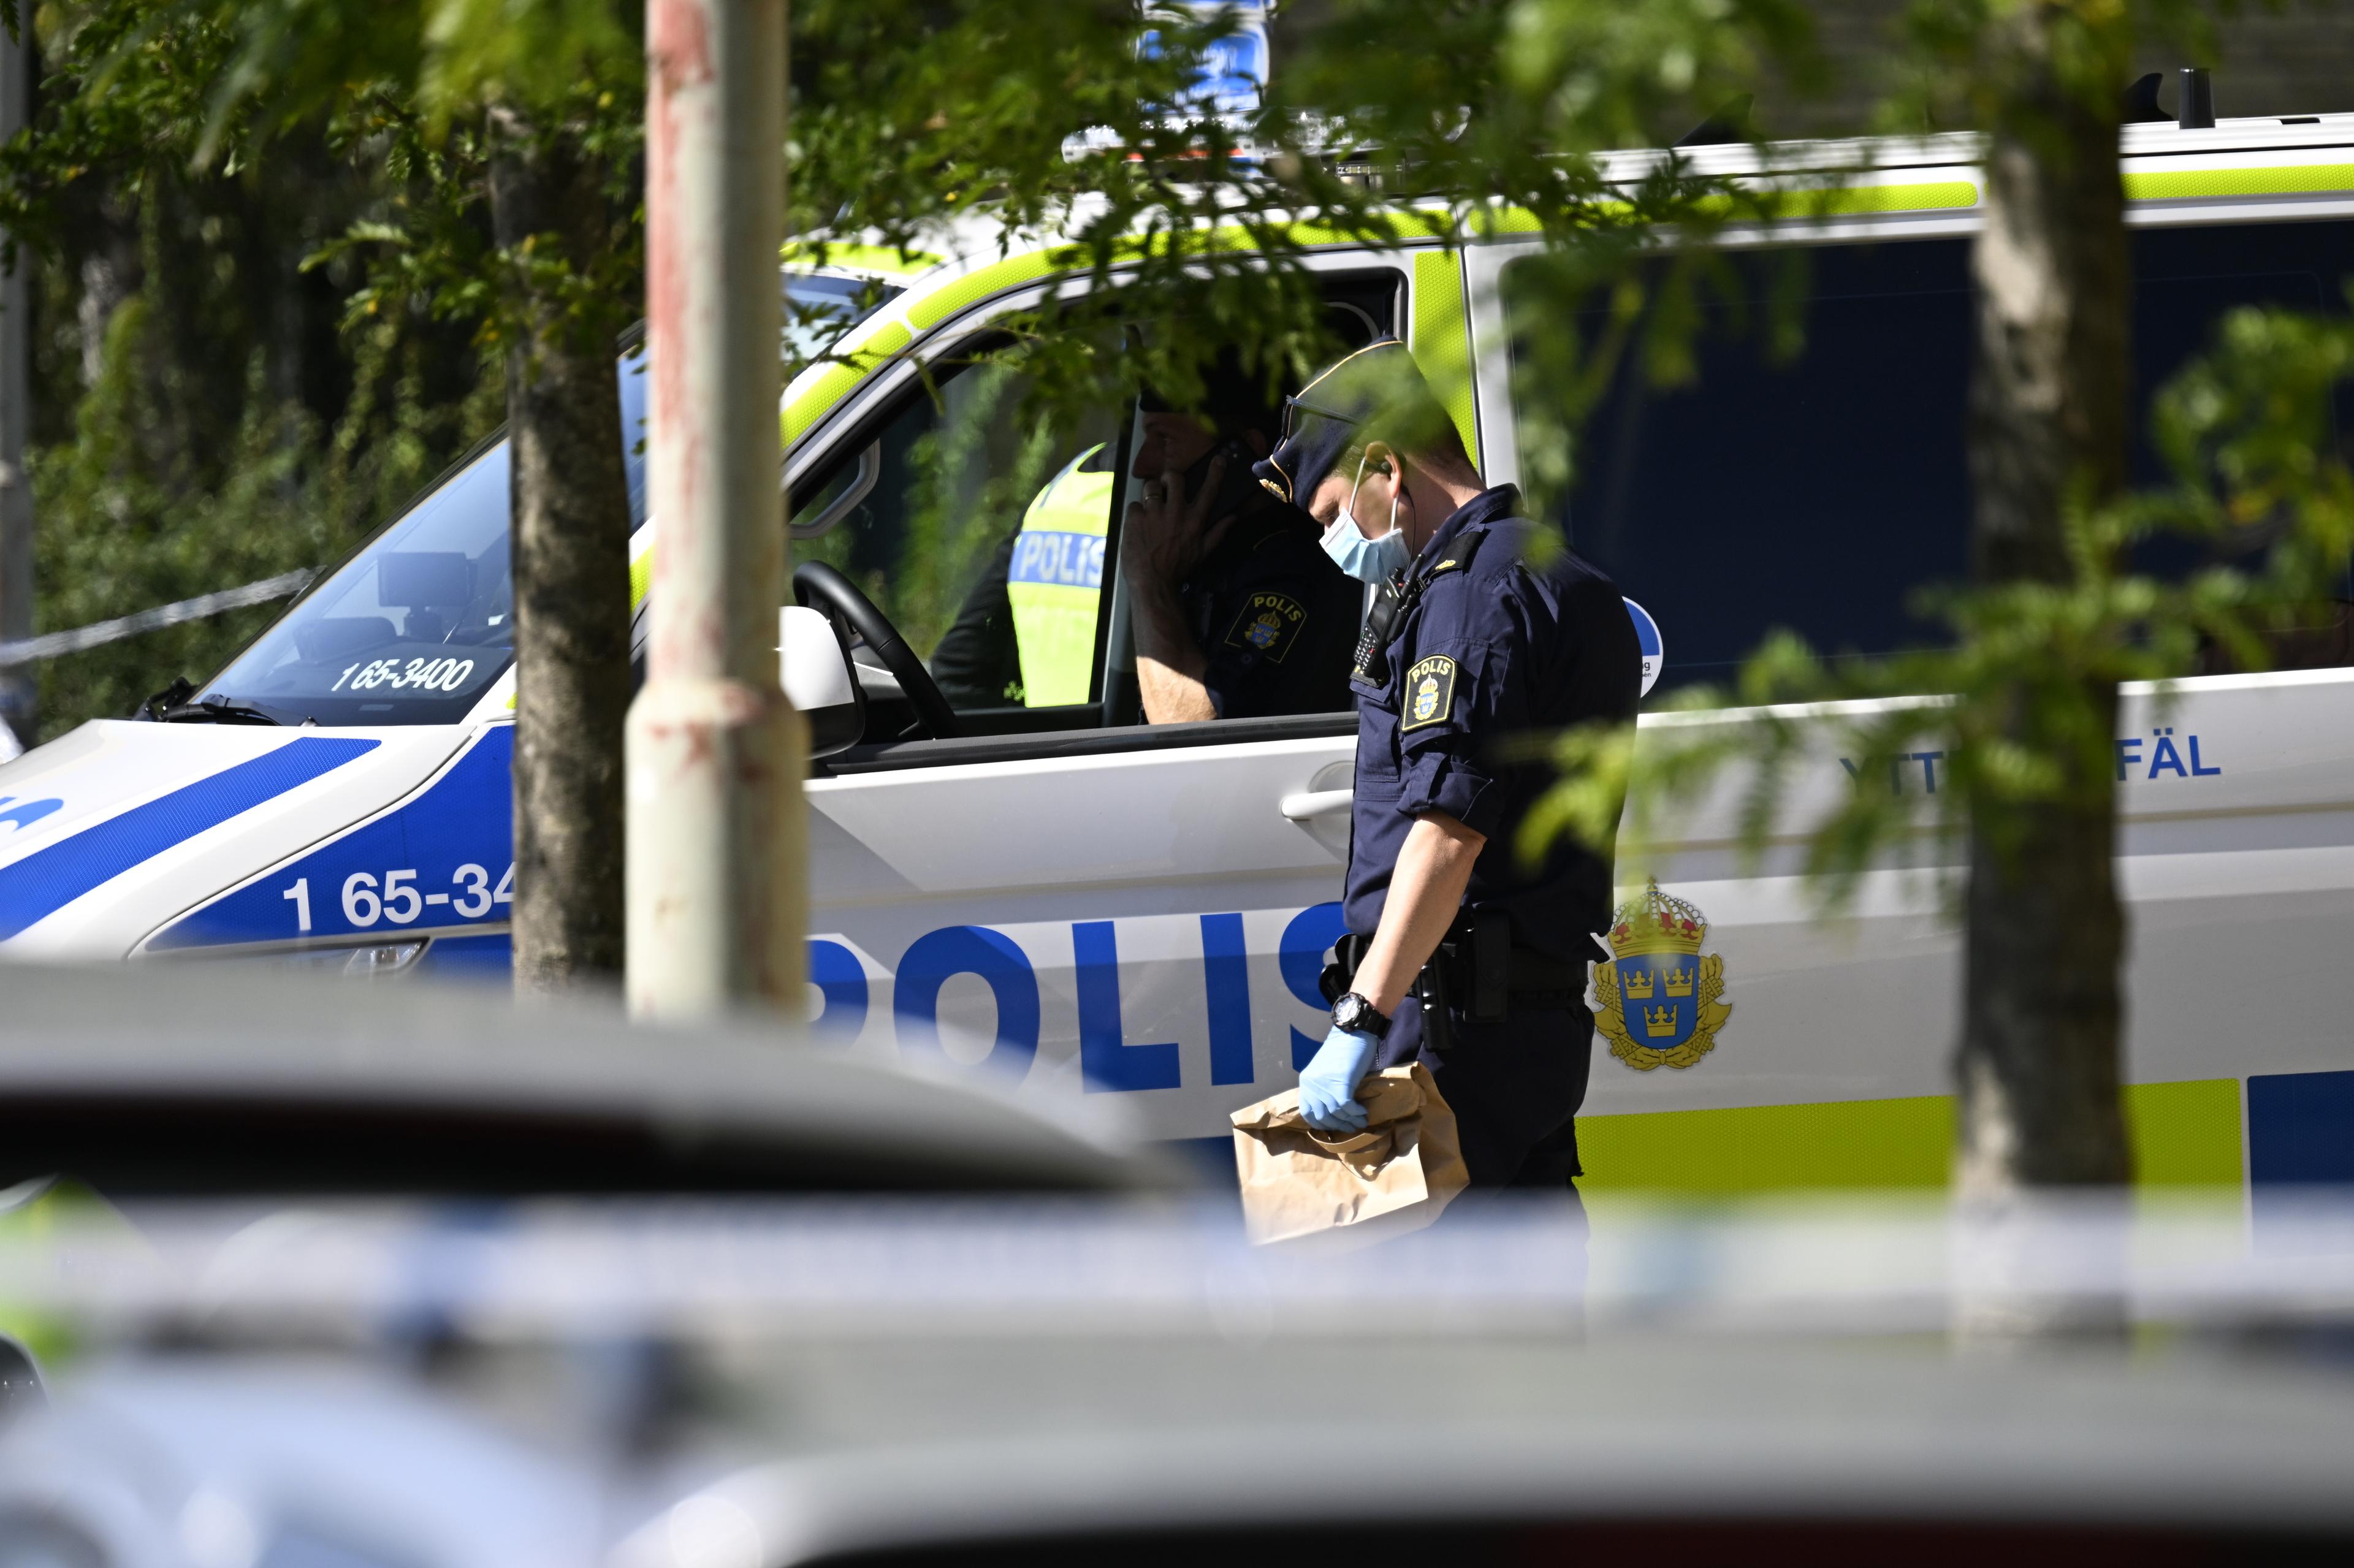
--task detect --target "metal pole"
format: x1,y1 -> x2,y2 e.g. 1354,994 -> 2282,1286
0,21 -> 32,753
628,0 -> 806,1019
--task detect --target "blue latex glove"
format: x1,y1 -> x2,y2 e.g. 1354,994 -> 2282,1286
1297,1024 -> 1381,1133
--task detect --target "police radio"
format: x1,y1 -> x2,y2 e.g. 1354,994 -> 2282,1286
1352,567 -> 1417,686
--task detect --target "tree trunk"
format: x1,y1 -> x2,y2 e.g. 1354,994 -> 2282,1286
0,20 -> 32,753
1956,5 -> 2135,1201
490,104 -> 632,992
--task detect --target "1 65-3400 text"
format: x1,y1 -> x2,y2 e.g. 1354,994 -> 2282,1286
280,863 -> 513,932
330,657 -> 477,694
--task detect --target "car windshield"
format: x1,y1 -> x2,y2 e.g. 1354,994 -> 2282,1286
201,273 -> 902,726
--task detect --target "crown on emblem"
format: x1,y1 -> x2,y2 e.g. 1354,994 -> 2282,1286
1663,965 -> 1694,997
1621,969 -> 1655,999
1644,1004 -> 1678,1037
1609,879 -> 1707,959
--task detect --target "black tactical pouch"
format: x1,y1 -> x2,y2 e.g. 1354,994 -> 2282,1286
1318,932 -> 1368,1006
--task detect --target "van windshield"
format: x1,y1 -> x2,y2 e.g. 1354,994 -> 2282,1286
200,272 -> 901,726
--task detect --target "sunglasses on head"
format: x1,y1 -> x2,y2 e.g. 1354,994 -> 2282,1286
1277,394 -> 1360,445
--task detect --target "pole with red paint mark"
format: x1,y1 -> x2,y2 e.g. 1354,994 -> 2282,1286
628,0 -> 806,1019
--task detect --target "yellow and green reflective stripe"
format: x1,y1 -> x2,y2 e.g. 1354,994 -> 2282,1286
1473,180 -> 1980,238
2128,1077 -> 2245,1186
1411,249 -> 1479,461
1576,1076 -> 2242,1193
782,321 -> 913,446
628,543 -> 655,613
1812,180 -> 1978,215
788,216 -> 1466,450
2126,162 -> 2354,202
906,214 -> 1465,333
782,241 -> 945,276
905,251 -> 1065,330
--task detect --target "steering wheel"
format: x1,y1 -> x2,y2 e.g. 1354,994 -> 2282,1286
792,560 -> 959,740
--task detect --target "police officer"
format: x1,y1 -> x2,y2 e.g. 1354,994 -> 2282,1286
1004,444 -> 1118,708
931,356 -> 1358,721
1120,354 -> 1360,723
1258,340 -> 1639,1191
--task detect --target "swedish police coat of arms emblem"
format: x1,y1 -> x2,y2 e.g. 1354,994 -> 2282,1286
1401,654 -> 1455,732
1588,880 -> 1732,1070
1224,592 -> 1305,663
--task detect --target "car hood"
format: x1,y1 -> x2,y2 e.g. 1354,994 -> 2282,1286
0,720 -> 477,959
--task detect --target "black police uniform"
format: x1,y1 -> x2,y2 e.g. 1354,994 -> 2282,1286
1343,484 -> 1640,1188
930,498 -> 1357,718
1184,500 -> 1360,719
930,530 -> 1023,710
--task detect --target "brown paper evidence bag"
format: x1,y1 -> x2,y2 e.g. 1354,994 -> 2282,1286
1229,1064 -> 1470,1249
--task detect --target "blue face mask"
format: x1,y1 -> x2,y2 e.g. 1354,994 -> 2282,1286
1320,453 -> 1411,584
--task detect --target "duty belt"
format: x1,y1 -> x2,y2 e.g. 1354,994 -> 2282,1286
1319,910 -> 1588,1051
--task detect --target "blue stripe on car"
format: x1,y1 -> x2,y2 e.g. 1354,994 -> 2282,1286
151,725 -> 509,950
0,736 -> 379,941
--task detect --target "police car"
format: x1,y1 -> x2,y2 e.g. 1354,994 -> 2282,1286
2,108 -> 2351,1198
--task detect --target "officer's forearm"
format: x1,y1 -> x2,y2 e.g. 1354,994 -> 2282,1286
1354,812 -> 1486,1016
1136,657 -> 1216,723
1127,580 -> 1216,723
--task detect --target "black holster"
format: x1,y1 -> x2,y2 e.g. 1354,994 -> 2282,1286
1318,909 -> 1575,1050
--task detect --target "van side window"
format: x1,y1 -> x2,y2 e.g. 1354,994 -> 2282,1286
792,357 -> 1124,718
790,268 -> 1405,755
1507,219 -> 2354,698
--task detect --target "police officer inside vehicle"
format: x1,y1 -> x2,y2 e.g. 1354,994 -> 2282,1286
1264,340 -> 1639,1190
1119,352 -> 1360,723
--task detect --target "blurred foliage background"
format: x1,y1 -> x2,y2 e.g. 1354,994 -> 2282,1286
5,7 -> 506,738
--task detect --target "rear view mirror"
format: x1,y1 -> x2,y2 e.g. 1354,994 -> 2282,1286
779,604 -> 866,758
377,552 -> 472,608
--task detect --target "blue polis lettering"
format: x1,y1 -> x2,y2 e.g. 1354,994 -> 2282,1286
893,925 -> 1041,1076
2116,729 -> 2223,782
807,938 -> 868,1043
879,910 -> 1341,1092
1279,902 -> 1351,1070
1073,919 -> 1181,1092
1198,912 -> 1256,1087
1008,530 -> 1106,590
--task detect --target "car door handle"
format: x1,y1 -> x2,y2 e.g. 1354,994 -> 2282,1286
1279,788 -> 1354,822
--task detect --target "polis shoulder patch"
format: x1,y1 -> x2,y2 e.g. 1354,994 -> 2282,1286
1402,653 -> 1458,732
1224,592 -> 1308,664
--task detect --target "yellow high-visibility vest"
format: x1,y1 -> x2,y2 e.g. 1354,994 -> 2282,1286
1005,445 -> 1114,707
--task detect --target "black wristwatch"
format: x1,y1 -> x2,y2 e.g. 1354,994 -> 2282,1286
1332,991 -> 1393,1040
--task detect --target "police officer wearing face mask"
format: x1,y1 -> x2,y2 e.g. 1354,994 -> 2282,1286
1254,339 -> 1640,1194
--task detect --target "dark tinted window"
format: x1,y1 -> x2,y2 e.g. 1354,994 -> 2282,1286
1510,219 -> 2354,698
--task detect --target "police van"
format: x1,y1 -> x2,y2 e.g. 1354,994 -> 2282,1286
2,110 -> 2351,1197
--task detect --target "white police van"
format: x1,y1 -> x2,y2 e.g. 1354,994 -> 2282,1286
2,111 -> 2352,1196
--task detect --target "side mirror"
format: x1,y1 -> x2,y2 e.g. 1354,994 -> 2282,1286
779,604 -> 866,759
